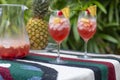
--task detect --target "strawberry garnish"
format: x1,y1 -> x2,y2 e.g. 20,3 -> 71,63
57,11 -> 63,16
86,9 -> 90,14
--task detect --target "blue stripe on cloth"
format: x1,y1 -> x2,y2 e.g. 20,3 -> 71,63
13,60 -> 58,80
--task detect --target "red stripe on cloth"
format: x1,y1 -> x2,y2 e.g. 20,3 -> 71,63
0,67 -> 13,80
29,53 -> 116,80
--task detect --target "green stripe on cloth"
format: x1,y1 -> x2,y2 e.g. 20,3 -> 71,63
24,53 -> 108,80
13,60 -> 58,80
0,60 -> 43,80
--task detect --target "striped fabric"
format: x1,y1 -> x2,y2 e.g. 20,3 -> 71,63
28,50 -> 120,80
0,59 -> 58,80
0,50 -> 120,80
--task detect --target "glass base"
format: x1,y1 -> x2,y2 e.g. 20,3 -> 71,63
78,55 -> 91,59
84,55 -> 90,59
49,58 -> 67,64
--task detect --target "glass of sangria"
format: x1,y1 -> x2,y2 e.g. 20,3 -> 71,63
77,9 -> 96,58
48,11 -> 70,64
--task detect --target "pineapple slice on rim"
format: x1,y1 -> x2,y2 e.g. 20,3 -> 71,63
61,6 -> 70,18
87,5 -> 96,16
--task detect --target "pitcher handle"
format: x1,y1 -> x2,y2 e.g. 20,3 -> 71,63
22,5 -> 28,11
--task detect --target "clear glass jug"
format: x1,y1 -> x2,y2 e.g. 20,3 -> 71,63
0,4 -> 30,59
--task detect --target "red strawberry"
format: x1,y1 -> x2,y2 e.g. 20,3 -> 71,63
86,9 -> 90,14
16,44 -> 30,58
57,11 -> 63,16
0,47 -> 17,59
0,44 -> 30,59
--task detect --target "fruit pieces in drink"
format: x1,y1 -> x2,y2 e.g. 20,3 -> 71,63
49,26 -> 69,43
49,17 -> 70,30
78,18 -> 96,42
49,17 -> 70,43
0,43 -> 30,59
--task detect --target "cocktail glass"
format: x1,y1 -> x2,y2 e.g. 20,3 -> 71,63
48,11 -> 70,64
77,11 -> 96,58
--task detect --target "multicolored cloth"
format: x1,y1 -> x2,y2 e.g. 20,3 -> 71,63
0,58 -> 58,80
0,50 -> 120,80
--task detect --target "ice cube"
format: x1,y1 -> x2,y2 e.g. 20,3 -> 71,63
2,41 -> 11,48
53,24 -> 61,30
78,26 -> 83,30
57,25 -> 65,31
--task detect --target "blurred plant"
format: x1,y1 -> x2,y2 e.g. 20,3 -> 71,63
96,0 -> 120,54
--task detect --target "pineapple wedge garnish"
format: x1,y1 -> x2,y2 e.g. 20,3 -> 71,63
87,5 -> 96,16
61,6 -> 70,18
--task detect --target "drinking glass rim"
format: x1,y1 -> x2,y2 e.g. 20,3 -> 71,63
0,4 -> 24,6
0,4 -> 26,7
0,4 -> 28,10
79,11 -> 97,18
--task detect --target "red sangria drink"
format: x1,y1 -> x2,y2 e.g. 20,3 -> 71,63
0,40 -> 30,59
77,5 -> 96,59
49,18 -> 70,43
77,18 -> 96,42
49,10 -> 70,64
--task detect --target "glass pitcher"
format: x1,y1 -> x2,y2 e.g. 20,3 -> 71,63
0,4 -> 30,59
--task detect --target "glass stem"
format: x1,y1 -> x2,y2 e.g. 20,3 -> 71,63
57,43 -> 61,62
84,41 -> 88,58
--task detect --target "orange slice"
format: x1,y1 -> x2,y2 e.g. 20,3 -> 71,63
87,5 -> 96,16
54,17 -> 61,24
61,6 -> 70,18
81,18 -> 89,23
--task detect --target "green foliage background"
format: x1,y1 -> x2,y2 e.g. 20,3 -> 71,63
0,0 -> 120,54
